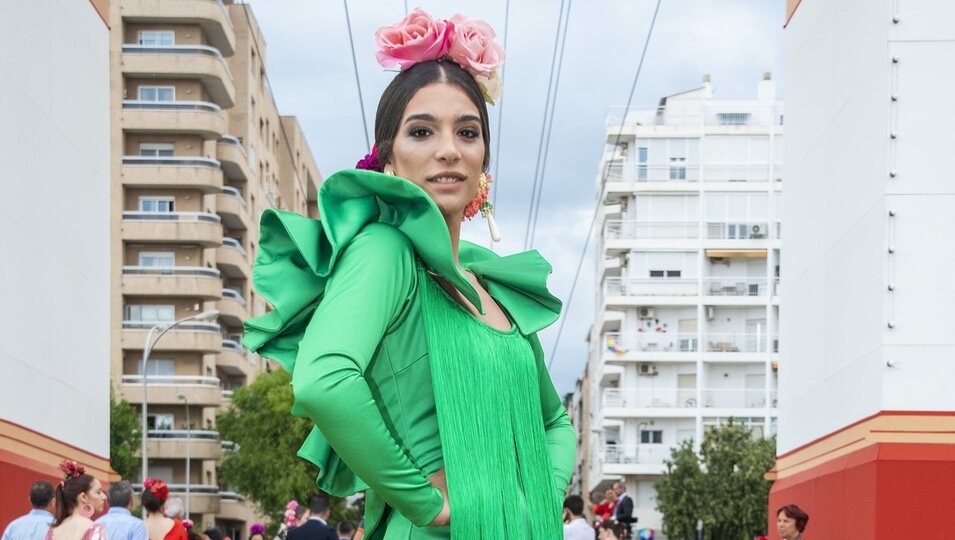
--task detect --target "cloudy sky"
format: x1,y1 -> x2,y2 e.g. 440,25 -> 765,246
247,0 -> 786,395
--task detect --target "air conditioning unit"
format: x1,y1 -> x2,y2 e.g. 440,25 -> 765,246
638,363 -> 658,376
637,307 -> 655,319
706,306 -> 716,320
751,224 -> 764,238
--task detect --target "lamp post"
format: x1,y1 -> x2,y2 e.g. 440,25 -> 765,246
141,309 -> 219,484
177,393 -> 191,520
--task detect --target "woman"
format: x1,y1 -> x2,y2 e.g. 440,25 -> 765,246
141,479 -> 187,540
776,504 -> 809,540
248,524 -> 265,540
243,8 -> 574,539
592,489 -> 618,526
46,460 -> 108,540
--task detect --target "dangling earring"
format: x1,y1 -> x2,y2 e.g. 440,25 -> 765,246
474,173 -> 501,243
79,503 -> 94,519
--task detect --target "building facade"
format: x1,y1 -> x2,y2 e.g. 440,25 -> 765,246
584,75 -> 782,535
108,0 -> 320,533
0,0 -> 112,526
771,1 -> 955,537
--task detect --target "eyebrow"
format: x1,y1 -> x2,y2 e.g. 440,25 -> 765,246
403,113 -> 482,125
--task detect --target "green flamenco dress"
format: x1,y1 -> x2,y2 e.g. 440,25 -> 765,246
242,169 -> 575,539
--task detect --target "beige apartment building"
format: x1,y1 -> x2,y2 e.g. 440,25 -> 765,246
108,0 -> 321,533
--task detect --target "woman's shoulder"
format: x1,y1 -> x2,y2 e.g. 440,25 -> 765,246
345,222 -> 414,262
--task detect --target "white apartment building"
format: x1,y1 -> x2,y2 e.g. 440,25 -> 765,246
585,74 -> 782,535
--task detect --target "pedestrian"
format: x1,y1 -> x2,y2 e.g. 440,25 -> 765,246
776,504 -> 809,540
161,500 -> 182,522
592,489 -> 618,527
247,524 -> 265,540
597,520 -> 627,540
140,479 -> 186,540
563,495 -> 595,540
2,481 -> 55,540
94,481 -> 147,540
242,10 -> 575,539
46,460 -> 108,540
611,482 -> 635,537
285,496 -> 335,540
334,521 -> 352,540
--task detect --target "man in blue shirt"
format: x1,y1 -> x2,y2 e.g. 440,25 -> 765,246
2,481 -> 55,540
95,481 -> 147,540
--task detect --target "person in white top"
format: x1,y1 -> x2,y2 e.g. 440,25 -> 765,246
562,495 -> 595,540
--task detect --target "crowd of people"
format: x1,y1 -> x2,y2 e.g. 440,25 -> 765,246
1,461 -> 359,540
561,482 -> 637,540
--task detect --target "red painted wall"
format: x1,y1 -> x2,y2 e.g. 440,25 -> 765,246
0,461 -> 60,532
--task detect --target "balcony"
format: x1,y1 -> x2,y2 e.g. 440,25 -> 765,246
704,333 -> 778,356
121,320 -> 222,353
216,187 -> 249,230
603,331 -> 698,361
147,429 -> 222,460
702,388 -> 778,409
121,266 -> 223,300
603,277 -> 697,306
216,136 -> 252,181
706,221 -> 780,241
121,211 -> 223,247
121,375 -> 222,406
217,339 -> 254,379
602,163 -> 700,192
703,277 -> 778,304
605,220 -> 698,241
601,443 -> 669,475
603,388 -> 699,409
217,238 -> 250,279
122,45 -> 235,108
605,105 -> 783,130
702,163 -> 781,183
132,484 -> 221,514
218,492 -> 258,522
218,288 -> 247,326
122,156 -> 223,193
121,100 -> 227,139
121,0 -> 236,56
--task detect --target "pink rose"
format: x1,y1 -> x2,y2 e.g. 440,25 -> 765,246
447,14 -> 505,77
375,8 -> 452,70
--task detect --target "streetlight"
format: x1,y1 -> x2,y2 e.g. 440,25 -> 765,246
141,309 -> 219,484
177,393 -> 191,520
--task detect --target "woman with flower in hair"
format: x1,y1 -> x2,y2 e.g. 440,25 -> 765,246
140,479 -> 187,540
243,8 -> 574,539
46,460 -> 108,540
247,524 -> 265,540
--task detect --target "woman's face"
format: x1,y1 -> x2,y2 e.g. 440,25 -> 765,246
605,489 -> 616,501
83,478 -> 107,513
776,511 -> 798,538
385,82 -> 485,221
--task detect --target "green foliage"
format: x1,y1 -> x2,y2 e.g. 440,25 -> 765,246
655,420 -> 776,540
217,370 -> 358,531
109,387 -> 140,480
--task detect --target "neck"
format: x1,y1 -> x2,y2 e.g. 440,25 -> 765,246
444,212 -> 463,266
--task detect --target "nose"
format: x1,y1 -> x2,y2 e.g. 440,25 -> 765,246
434,131 -> 462,163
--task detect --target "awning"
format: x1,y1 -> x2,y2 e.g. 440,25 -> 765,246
706,249 -> 767,258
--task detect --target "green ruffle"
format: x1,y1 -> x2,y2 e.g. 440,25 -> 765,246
241,168 -> 562,495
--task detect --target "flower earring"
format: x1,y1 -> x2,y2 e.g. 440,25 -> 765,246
463,173 -> 501,243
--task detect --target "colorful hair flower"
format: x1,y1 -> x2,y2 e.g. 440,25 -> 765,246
249,524 -> 265,536
283,500 -> 299,528
58,460 -> 86,481
143,478 -> 170,502
355,145 -> 382,172
182,520 -> 194,530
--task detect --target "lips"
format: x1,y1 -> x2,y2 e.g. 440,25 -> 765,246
427,172 -> 466,184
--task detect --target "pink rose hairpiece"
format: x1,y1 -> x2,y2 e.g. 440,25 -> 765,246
249,524 -> 265,536
58,459 -> 86,481
283,500 -> 299,529
374,8 -> 505,104
143,478 -> 170,502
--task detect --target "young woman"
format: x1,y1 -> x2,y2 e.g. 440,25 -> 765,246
46,461 -> 108,540
243,8 -> 574,539
141,479 -> 187,540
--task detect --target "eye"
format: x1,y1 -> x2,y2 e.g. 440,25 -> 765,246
459,127 -> 480,139
409,127 -> 431,138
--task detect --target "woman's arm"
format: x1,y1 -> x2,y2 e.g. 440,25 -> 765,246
290,224 -> 443,527
531,336 -> 577,497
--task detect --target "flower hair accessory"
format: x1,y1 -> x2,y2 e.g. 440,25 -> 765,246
355,145 -> 382,172
283,500 -> 299,529
182,520 -> 194,530
59,460 -> 86,481
249,524 -> 265,536
375,8 -> 505,104
143,478 -> 170,502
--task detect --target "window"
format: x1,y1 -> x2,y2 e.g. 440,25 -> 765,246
640,430 -> 663,444
146,413 -> 175,430
139,197 -> 175,212
138,252 -> 175,267
138,86 -> 175,101
649,270 -> 682,278
669,157 -> 687,180
138,31 -> 174,47
717,112 -> 750,125
125,304 -> 175,322
638,147 -> 648,180
139,143 -> 174,157
141,360 -> 175,377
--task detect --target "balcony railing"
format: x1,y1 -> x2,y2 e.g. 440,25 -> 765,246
220,186 -> 246,202
122,44 -> 225,60
122,265 -> 221,278
702,163 -> 777,183
222,339 -> 244,353
222,237 -> 245,254
702,388 -> 778,408
122,100 -> 222,112
703,277 -> 775,297
221,440 -> 240,452
605,105 -> 783,128
147,430 -> 219,440
604,277 -> 697,297
221,389 -> 234,400
123,155 -> 222,168
602,443 -> 670,465
706,221 -> 778,240
132,484 -> 220,494
605,332 -> 698,353
604,220 -> 699,240
121,375 -> 220,387
603,388 -> 698,409
604,163 -> 700,183
122,320 -> 221,332
705,333 -> 779,353
221,288 -> 246,305
122,211 -> 221,223
219,491 -> 245,502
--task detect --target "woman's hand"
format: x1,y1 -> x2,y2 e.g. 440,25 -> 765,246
427,469 -> 451,526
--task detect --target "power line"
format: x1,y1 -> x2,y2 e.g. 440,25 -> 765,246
343,0 -> 371,153
491,0 -> 511,210
548,0 -> 664,371
522,0 -> 568,251
527,0 -> 573,249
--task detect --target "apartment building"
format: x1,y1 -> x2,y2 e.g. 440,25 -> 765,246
584,75 -> 782,535
108,0 -> 320,533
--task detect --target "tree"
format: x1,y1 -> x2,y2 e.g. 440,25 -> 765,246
217,370 -> 357,530
110,387 -> 140,480
655,420 -> 776,540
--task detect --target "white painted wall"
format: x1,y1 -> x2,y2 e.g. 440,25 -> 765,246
780,0 -> 955,453
0,1 -> 110,455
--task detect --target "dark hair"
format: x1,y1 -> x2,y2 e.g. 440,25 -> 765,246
598,519 -> 628,539
294,504 -> 309,520
336,521 -> 354,534
54,475 -> 96,525
778,504 -> 809,533
204,529 -> 224,540
106,481 -> 134,508
141,485 -> 167,514
308,494 -> 330,515
563,495 -> 584,516
30,481 -> 54,509
374,58 -> 491,171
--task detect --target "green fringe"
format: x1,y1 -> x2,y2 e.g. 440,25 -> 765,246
420,268 -> 563,539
